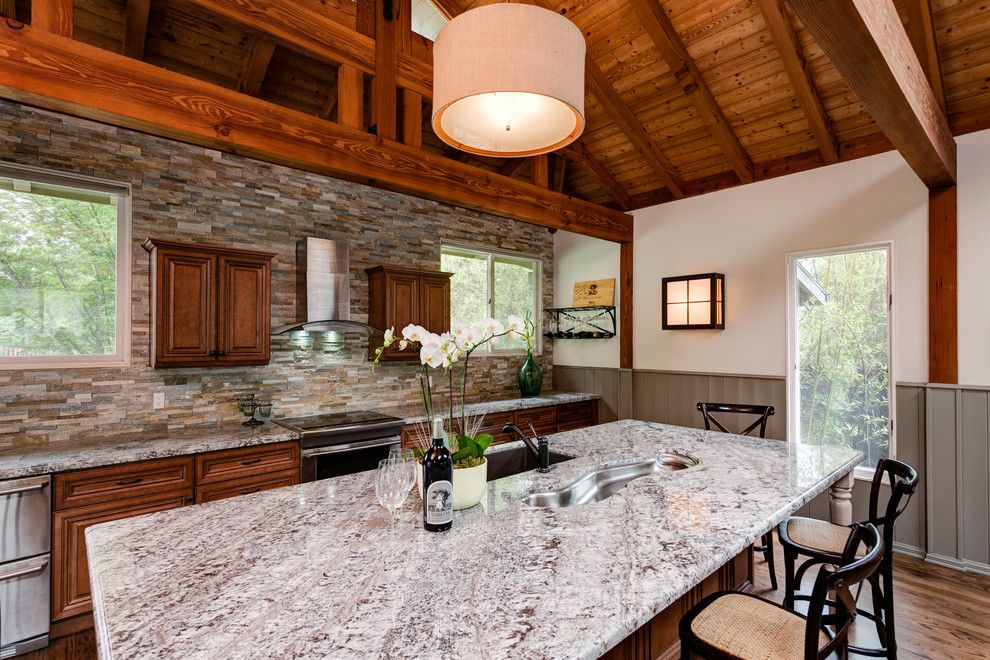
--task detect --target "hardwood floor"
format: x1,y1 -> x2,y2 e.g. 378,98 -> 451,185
24,537 -> 990,660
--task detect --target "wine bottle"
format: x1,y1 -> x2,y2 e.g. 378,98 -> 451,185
422,417 -> 453,532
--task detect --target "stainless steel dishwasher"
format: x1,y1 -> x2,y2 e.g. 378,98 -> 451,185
0,475 -> 51,657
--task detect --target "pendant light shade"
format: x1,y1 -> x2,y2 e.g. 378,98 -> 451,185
432,3 -> 586,158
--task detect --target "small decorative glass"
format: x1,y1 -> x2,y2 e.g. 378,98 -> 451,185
236,395 -> 264,427
255,399 -> 273,421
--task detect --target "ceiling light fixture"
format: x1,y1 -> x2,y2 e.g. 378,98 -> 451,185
431,3 -> 586,158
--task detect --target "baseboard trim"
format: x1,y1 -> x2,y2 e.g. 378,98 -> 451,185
962,560 -> 990,577
924,552 -> 968,572
892,542 -> 926,559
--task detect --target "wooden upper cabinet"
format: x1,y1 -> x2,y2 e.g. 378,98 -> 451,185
366,265 -> 451,361
145,239 -> 274,368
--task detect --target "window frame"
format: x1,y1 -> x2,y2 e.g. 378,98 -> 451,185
0,162 -> 132,370
441,242 -> 543,357
784,241 -> 895,481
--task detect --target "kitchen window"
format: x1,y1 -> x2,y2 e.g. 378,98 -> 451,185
440,244 -> 541,354
0,164 -> 131,369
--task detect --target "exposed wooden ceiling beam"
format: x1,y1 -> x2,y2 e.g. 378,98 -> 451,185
122,0 -> 151,59
755,0 -> 837,164
903,0 -> 947,115
430,0 -> 460,21
630,0 -> 754,184
560,141 -> 632,211
787,0 -> 955,188
0,23 -> 631,241
237,36 -> 276,96
498,158 -> 530,179
551,154 -> 566,193
32,0 -> 74,36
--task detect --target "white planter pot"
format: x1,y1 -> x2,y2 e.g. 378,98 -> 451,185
416,457 -> 487,511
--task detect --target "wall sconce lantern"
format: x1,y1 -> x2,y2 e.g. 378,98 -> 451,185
662,273 -> 725,330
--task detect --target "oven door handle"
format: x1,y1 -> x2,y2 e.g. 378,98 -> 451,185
0,556 -> 49,582
302,437 -> 401,457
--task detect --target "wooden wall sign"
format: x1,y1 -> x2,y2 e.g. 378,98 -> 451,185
572,279 -> 615,307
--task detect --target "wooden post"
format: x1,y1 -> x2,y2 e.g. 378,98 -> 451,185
929,185 -> 958,383
532,154 -> 549,188
337,64 -> 364,130
402,89 -> 422,148
620,242 -> 633,370
32,0 -> 74,36
829,471 -> 855,525
122,0 -> 151,59
372,0 -> 397,140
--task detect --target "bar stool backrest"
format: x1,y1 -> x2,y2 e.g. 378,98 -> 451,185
697,402 -> 775,438
866,458 -> 920,552
806,523 -> 884,659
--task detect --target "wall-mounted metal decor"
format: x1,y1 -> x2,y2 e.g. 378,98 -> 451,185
661,273 -> 724,330
544,306 -> 616,339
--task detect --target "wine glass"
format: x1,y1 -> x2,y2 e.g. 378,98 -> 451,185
255,399 -> 273,423
375,458 -> 414,531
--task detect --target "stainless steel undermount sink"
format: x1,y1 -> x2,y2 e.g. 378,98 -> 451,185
486,445 -> 574,481
520,452 -> 700,508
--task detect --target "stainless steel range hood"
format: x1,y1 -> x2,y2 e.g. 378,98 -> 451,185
272,238 -> 382,338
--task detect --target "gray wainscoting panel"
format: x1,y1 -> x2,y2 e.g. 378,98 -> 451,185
926,386 -> 960,561
553,366 -> 632,423
960,390 -> 990,568
893,384 -> 927,553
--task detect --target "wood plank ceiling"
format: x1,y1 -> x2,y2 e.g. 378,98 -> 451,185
2,0 -> 990,211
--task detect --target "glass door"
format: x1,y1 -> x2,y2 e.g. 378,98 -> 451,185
787,244 -> 892,469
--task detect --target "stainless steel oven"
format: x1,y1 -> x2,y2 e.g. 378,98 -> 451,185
275,411 -> 405,482
1,475 -> 51,658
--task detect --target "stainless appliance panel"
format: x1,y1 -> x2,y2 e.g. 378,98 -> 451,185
0,476 -> 50,564
0,555 -> 50,653
301,436 -> 401,482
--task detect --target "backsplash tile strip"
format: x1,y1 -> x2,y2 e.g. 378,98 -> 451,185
0,100 -> 553,448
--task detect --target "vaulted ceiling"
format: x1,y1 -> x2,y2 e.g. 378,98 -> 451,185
2,0 -> 988,211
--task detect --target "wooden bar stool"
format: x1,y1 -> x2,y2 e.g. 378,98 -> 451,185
679,523 -> 884,660
697,402 -> 779,589
778,459 -> 918,659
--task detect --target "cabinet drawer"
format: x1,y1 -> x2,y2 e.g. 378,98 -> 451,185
54,457 -> 194,510
557,401 -> 598,431
513,406 -> 557,435
194,468 -> 299,504
195,442 -> 300,485
479,411 -> 515,445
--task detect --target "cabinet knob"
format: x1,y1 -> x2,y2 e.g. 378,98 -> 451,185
210,350 -> 227,357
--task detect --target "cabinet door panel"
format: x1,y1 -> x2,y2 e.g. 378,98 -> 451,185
52,492 -> 191,621
217,255 -> 271,364
155,248 -> 215,366
194,468 -> 299,504
513,406 -> 557,436
420,276 -> 451,335
54,457 -> 194,510
384,273 -> 420,361
195,442 -> 300,485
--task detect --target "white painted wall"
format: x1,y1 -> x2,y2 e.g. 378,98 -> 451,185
552,231 -> 620,368
957,130 -> 990,387
632,150 -> 929,380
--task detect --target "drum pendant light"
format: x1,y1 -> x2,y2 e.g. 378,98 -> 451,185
432,3 -> 586,158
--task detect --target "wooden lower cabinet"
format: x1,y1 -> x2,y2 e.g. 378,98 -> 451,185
52,490 -> 193,621
600,547 -> 753,660
194,468 -> 299,503
195,441 -> 300,485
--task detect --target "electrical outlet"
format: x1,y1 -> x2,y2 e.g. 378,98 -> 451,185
153,392 -> 166,409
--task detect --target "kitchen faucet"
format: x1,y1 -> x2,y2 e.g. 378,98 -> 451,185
501,423 -> 551,472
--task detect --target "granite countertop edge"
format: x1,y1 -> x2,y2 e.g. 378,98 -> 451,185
0,391 -> 600,479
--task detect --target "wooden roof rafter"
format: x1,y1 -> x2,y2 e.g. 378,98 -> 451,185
754,0 -> 837,164
237,35 -> 276,96
629,0 -> 755,185
902,0 -> 947,114
122,0 -> 152,59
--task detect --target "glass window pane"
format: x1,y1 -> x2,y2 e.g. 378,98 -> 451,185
0,182 -> 119,358
794,249 -> 890,468
493,255 -> 536,351
441,248 -> 489,330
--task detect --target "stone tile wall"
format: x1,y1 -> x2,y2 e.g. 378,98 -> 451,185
0,101 -> 553,447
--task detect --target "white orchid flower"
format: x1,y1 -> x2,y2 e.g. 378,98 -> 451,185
451,320 -> 468,341
420,344 -> 445,368
463,325 -> 485,346
398,340 -> 408,350
382,327 -> 395,345
506,315 -> 524,332
401,324 -> 428,342
482,317 -> 505,338
422,332 -> 442,347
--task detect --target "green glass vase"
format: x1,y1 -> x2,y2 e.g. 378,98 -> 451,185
518,350 -> 543,397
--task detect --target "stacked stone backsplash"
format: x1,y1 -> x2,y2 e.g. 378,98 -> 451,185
0,101 -> 553,447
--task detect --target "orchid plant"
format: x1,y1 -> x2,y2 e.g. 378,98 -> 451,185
371,313 -> 538,468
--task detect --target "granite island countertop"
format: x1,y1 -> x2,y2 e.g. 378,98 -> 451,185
0,391 -> 599,479
86,419 -> 862,660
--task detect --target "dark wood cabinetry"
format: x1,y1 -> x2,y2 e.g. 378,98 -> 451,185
145,239 -> 275,368
366,265 -> 451,361
50,442 -> 301,626
400,399 -> 599,449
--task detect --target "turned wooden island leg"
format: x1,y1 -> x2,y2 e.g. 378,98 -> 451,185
828,471 -> 855,525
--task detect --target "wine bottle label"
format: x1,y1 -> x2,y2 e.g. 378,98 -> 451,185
425,479 -> 453,525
